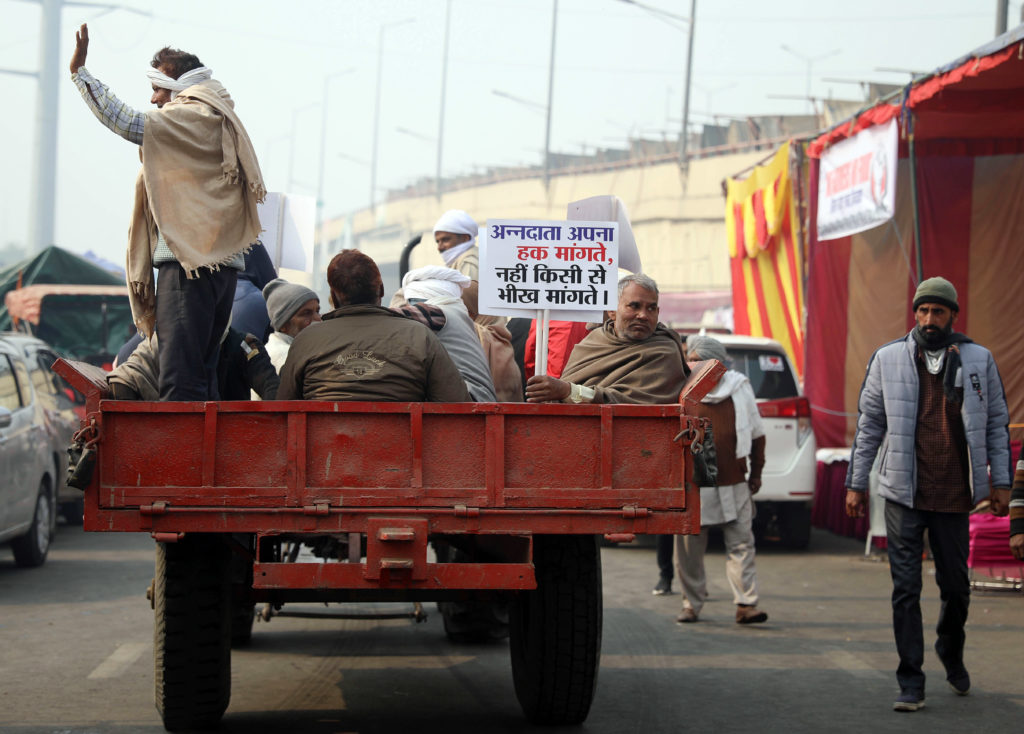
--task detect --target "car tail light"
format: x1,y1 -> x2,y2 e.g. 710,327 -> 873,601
758,397 -> 813,447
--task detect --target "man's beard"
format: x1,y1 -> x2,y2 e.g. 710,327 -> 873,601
919,322 -> 953,345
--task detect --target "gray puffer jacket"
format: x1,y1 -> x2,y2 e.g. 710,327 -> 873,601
846,332 -> 1012,507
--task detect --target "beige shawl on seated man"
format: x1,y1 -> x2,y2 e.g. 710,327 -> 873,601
560,321 -> 688,404
127,79 -> 265,337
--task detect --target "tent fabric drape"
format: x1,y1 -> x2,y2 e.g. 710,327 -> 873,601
796,30 -> 1024,449
803,153 -> 1024,449
725,141 -> 805,376
807,39 -> 1024,157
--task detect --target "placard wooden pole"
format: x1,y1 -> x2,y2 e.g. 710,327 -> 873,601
537,308 -> 551,377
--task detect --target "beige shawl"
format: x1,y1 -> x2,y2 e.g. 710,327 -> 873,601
560,321 -> 687,404
127,79 -> 265,336
475,321 -> 524,402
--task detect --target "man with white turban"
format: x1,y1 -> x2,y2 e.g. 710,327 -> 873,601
402,266 -> 497,402
69,23 -> 264,401
425,209 -> 522,400
433,210 -> 481,277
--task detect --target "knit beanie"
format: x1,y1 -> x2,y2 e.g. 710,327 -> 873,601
913,277 -> 958,312
686,334 -> 729,363
263,278 -> 318,330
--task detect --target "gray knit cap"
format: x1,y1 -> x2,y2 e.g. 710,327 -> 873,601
913,276 -> 958,312
263,278 -> 319,330
686,334 -> 729,363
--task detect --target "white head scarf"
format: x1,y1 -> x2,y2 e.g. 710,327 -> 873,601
432,210 -> 479,266
403,266 -> 471,303
432,209 -> 478,239
146,65 -> 214,100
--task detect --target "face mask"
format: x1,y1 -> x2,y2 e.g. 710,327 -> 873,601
440,240 -> 474,266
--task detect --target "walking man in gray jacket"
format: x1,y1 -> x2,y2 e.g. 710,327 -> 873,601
845,277 -> 1012,712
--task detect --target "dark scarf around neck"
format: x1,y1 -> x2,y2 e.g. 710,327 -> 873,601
911,327 -> 973,404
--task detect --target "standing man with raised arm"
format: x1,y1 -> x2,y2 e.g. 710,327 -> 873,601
69,23 -> 265,400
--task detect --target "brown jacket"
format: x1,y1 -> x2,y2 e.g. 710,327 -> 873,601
276,304 -> 471,402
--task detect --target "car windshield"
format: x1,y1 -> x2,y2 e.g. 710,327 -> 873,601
724,348 -> 798,400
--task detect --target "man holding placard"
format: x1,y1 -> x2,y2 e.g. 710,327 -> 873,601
525,274 -> 688,405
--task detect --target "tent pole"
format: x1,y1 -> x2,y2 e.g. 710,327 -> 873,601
908,113 -> 924,285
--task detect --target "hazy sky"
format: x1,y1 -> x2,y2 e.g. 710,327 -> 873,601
0,0 -> 1016,264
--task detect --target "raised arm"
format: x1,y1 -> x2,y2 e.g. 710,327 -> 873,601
69,23 -> 88,75
69,23 -> 145,145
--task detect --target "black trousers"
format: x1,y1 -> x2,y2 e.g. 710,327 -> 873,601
656,534 -> 674,580
155,263 -> 237,401
884,499 -> 970,693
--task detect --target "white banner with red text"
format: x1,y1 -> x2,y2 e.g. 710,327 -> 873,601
816,117 -> 897,241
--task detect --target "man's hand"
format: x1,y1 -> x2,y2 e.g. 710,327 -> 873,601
1011,533 -> 1024,561
845,489 -> 866,518
70,23 -> 88,75
525,375 -> 571,403
748,477 -> 762,495
988,488 -> 1010,516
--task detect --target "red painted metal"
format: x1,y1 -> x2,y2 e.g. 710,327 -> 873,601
253,560 -> 536,591
53,358 -> 718,596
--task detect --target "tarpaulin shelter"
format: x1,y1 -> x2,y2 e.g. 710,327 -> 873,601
725,141 -> 805,375
803,26 -> 1024,448
0,246 -> 132,363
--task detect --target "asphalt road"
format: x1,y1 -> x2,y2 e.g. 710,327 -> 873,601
1,526 -> 1021,734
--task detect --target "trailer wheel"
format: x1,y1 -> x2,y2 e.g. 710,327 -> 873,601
509,534 -> 602,725
229,537 -> 256,647
153,535 -> 231,731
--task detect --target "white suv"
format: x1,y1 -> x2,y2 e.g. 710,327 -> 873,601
696,334 -> 817,549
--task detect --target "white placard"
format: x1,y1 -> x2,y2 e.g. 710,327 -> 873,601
479,219 -> 618,321
257,192 -> 315,273
817,117 -> 898,241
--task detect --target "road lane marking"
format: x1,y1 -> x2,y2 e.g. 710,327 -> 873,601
601,652 -> 886,678
87,642 -> 149,679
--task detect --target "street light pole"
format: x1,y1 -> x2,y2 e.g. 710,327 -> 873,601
7,0 -> 150,253
28,0 -> 61,252
370,18 -> 415,211
436,0 -> 452,200
678,0 -> 696,169
543,0 -> 558,189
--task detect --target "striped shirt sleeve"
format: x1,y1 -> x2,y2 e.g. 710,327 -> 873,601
72,67 -> 145,145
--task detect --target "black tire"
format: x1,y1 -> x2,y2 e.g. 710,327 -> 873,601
231,601 -> 256,647
509,534 -> 602,725
777,503 -> 812,550
153,535 -> 232,731
229,537 -> 256,648
61,497 -> 84,526
11,480 -> 53,568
